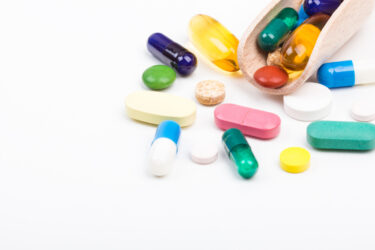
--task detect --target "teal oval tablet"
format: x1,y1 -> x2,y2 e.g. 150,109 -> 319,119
142,65 -> 176,90
257,8 -> 299,52
307,121 -> 375,151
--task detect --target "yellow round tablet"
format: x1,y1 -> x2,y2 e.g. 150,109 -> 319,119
280,147 -> 310,173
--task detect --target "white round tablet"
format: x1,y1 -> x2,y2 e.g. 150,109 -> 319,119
190,142 -> 218,165
351,97 -> 375,122
283,82 -> 332,121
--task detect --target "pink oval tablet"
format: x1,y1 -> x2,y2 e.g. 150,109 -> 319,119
214,103 -> 281,139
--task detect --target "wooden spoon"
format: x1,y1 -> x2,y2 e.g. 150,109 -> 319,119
238,0 -> 375,95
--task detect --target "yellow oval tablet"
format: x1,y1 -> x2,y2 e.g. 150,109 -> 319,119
280,147 -> 310,173
125,91 -> 196,127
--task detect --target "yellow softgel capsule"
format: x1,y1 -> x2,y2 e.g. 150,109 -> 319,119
189,14 -> 240,72
280,147 -> 311,173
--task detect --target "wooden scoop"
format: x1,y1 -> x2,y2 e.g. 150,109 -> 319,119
238,0 -> 375,95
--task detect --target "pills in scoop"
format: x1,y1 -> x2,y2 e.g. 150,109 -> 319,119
283,82 -> 332,121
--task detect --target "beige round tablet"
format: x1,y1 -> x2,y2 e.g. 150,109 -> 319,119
267,48 -> 282,66
195,80 -> 225,106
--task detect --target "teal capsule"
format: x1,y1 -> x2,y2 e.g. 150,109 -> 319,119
257,8 -> 299,52
222,128 -> 258,179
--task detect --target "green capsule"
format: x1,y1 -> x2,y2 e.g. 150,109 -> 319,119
222,128 -> 258,179
257,8 -> 299,52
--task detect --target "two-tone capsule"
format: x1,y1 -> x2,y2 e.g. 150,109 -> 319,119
189,14 -> 240,72
281,14 -> 330,72
147,33 -> 197,76
257,8 -> 298,52
304,0 -> 343,16
149,120 -> 181,177
222,128 -> 258,179
317,60 -> 375,88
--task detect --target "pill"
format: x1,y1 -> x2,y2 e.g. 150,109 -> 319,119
281,14 -> 330,71
257,8 -> 298,52
307,121 -> 375,151
189,14 -> 240,72
254,65 -> 289,88
142,65 -> 176,90
304,0 -> 343,16
214,103 -> 281,139
351,97 -> 375,122
266,48 -> 282,66
195,80 -> 225,106
283,82 -> 332,121
222,128 -> 258,179
280,147 -> 310,173
125,90 -> 196,127
147,33 -> 197,76
190,141 -> 218,165
150,121 -> 181,176
296,4 -> 309,27
317,60 -> 375,89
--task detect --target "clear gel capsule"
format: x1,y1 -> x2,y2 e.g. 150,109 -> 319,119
147,33 -> 197,76
304,0 -> 343,16
257,8 -> 298,52
222,128 -> 258,179
189,14 -> 240,72
281,14 -> 330,72
149,120 -> 181,177
317,60 -> 375,88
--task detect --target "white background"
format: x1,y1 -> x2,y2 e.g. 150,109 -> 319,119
1,0 -> 375,249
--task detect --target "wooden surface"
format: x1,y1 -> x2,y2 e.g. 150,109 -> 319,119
238,0 -> 375,95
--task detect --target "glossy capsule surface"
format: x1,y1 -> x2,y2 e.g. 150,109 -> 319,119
147,33 -> 197,76
222,128 -> 258,179
304,0 -> 343,16
281,14 -> 330,71
257,8 -> 298,52
189,14 -> 239,72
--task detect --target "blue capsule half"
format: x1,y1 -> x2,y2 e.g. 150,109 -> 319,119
317,60 -> 355,88
147,33 -> 197,76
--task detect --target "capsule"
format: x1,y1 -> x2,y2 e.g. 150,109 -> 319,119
296,4 -> 309,27
189,14 -> 240,72
281,14 -> 330,71
257,8 -> 298,52
222,128 -> 258,179
149,120 -> 181,177
147,33 -> 197,76
304,0 -> 343,16
317,60 -> 375,88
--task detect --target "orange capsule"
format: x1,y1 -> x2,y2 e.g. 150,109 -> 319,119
281,14 -> 330,71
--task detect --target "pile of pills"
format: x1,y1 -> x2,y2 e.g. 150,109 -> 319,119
126,0 -> 375,179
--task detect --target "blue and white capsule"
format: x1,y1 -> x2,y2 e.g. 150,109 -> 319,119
318,60 -> 374,89
149,120 -> 181,177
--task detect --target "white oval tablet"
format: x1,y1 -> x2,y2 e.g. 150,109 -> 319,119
351,97 -> 375,122
125,91 -> 196,127
283,82 -> 332,121
190,142 -> 218,164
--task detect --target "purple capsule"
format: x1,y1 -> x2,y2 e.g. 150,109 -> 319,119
147,33 -> 197,76
304,0 -> 343,16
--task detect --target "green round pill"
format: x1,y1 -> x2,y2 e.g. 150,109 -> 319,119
142,65 -> 176,90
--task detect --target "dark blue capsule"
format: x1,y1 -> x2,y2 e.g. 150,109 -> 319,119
147,33 -> 197,76
304,0 -> 343,16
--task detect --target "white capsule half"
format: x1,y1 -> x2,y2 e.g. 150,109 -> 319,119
149,137 -> 177,177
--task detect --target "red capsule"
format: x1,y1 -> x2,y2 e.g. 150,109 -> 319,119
254,66 -> 289,88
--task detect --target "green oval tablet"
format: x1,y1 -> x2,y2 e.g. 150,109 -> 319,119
307,121 -> 375,151
142,65 -> 176,90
